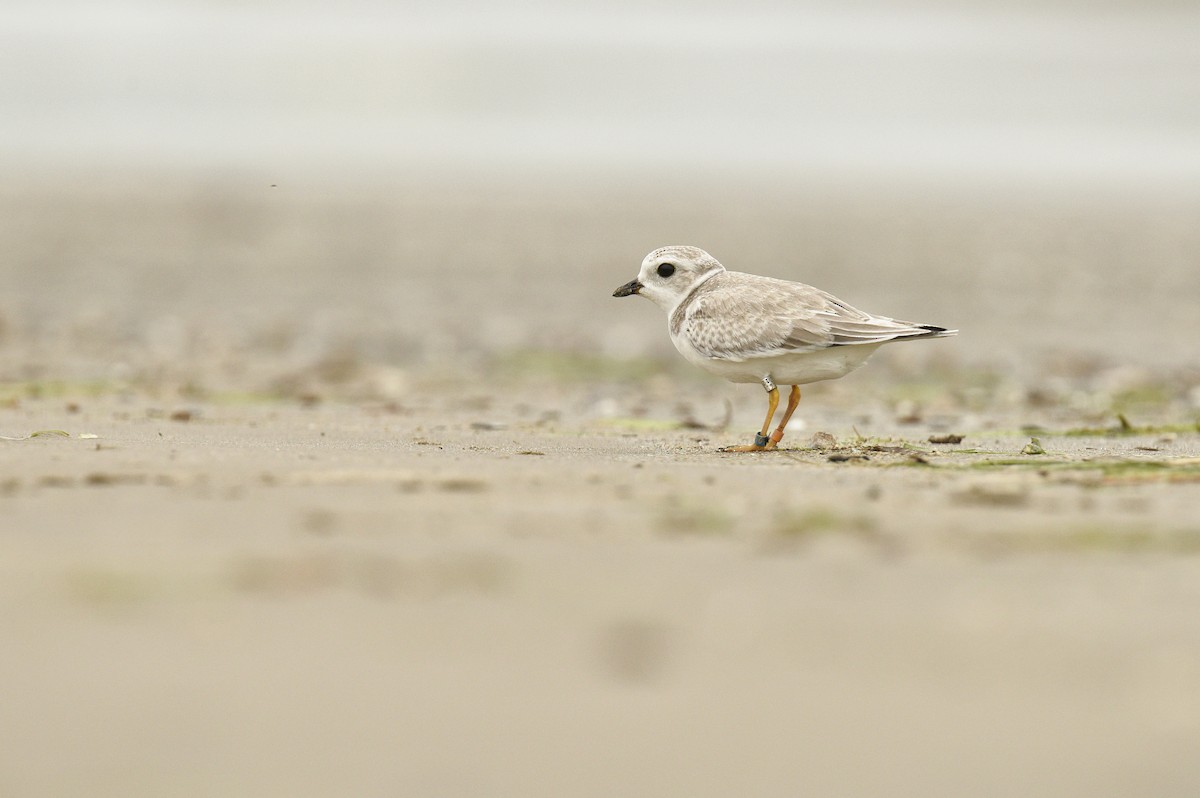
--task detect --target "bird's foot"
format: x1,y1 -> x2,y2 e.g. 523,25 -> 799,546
721,432 -> 773,453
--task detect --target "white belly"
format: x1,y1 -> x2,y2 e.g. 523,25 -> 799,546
670,329 -> 882,385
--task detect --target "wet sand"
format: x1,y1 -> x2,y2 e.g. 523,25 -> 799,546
2,173 -> 1200,796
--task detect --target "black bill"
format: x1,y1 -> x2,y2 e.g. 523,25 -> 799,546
612,279 -> 642,297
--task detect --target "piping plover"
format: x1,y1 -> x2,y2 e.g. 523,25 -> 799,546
613,246 -> 956,452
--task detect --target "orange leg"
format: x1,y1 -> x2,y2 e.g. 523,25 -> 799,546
764,385 -> 801,450
721,384 -> 780,453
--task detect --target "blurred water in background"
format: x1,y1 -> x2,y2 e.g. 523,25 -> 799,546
2,0 -> 1199,382
7,1 -> 1200,182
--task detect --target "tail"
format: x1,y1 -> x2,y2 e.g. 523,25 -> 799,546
882,324 -> 957,344
828,320 -> 959,347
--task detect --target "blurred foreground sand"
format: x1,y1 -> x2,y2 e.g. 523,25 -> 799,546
2,173 -> 1199,796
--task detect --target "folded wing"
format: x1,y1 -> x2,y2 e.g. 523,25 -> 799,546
681,273 -> 955,361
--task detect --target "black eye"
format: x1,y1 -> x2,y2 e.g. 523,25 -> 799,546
656,263 -> 676,279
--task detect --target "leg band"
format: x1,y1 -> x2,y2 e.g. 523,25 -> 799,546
761,375 -> 776,392
754,432 -> 770,447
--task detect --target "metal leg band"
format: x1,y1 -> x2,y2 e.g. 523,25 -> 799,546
761,375 -> 776,392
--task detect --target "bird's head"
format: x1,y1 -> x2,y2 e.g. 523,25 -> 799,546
612,246 -> 725,312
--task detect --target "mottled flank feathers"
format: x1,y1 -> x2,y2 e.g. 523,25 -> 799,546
674,270 -> 954,362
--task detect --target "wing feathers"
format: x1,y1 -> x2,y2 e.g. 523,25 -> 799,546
680,271 -> 955,361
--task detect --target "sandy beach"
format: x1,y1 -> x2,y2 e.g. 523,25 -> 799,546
2,170 -> 1199,795
5,3 -> 1200,790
